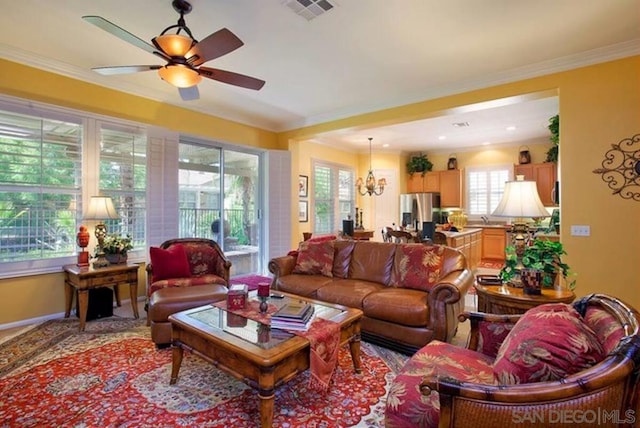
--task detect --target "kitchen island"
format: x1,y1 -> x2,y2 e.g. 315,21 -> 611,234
437,228 -> 482,271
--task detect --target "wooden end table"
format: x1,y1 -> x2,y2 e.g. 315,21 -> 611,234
63,263 -> 140,330
475,281 -> 575,315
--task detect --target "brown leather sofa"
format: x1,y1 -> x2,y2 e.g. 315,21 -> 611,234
268,240 -> 473,354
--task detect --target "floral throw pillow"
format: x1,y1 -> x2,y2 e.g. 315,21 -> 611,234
390,244 -> 444,291
292,240 -> 334,277
493,303 -> 605,384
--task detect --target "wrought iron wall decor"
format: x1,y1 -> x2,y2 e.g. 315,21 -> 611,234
592,134 -> 640,201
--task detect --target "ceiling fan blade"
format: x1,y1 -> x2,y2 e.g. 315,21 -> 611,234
186,28 -> 244,67
179,86 -> 200,101
82,16 -> 169,61
92,65 -> 162,75
199,67 -> 265,90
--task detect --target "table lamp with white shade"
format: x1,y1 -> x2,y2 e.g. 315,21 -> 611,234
84,196 -> 119,268
492,175 -> 549,287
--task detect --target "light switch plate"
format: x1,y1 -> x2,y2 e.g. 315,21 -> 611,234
570,225 -> 590,236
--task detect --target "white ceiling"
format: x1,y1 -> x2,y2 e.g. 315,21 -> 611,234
1,0 -> 639,153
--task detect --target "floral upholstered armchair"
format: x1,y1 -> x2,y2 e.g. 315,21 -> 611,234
385,294 -> 640,428
146,238 -> 231,305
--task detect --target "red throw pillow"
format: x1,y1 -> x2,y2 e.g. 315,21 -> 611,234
150,244 -> 191,283
493,303 -> 605,384
390,244 -> 444,291
292,240 -> 334,277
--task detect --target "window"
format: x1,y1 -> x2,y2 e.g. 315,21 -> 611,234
313,161 -> 354,235
99,123 -> 146,250
0,108 -> 82,263
178,140 -> 262,276
0,98 -> 148,276
466,165 -> 512,218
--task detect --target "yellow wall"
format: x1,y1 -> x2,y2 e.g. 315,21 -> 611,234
1,56 -> 639,325
0,59 -> 278,149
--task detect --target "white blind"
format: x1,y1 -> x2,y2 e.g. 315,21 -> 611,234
313,161 -> 354,234
99,123 -> 147,248
0,108 -> 82,262
466,165 -> 511,217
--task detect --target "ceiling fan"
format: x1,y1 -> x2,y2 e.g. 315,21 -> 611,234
83,0 -> 265,101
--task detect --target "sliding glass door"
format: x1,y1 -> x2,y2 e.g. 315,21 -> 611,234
178,141 -> 261,276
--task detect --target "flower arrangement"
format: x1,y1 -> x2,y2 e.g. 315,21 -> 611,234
101,233 -> 134,255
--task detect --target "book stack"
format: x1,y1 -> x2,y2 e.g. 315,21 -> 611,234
270,302 -> 315,331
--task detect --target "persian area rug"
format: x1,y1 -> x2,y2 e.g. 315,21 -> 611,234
0,318 -> 408,427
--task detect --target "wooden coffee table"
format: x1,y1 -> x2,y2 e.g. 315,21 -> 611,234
168,292 -> 363,428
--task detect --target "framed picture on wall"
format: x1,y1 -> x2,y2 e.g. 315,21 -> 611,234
298,201 -> 308,222
298,175 -> 308,197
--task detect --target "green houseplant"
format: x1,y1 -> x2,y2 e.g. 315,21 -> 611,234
500,239 -> 576,290
406,154 -> 433,177
545,114 -> 559,163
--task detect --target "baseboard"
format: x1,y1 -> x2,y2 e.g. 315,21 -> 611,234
0,296 -> 146,331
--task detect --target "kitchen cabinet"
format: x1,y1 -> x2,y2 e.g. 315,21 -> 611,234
514,162 -> 557,206
424,171 -> 440,192
406,169 -> 460,208
481,227 -> 507,261
406,171 -> 440,193
443,228 -> 481,270
407,173 -> 424,192
439,169 -> 462,208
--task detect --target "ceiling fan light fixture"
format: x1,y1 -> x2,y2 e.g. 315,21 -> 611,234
158,64 -> 202,88
154,33 -> 195,57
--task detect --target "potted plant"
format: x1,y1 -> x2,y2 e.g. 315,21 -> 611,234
100,234 -> 133,264
406,154 -> 433,177
545,114 -> 559,163
500,239 -> 576,290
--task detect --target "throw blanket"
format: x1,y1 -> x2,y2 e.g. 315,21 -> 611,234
214,299 -> 340,390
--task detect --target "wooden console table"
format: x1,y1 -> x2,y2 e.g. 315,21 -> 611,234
63,263 -> 140,330
352,230 -> 374,240
475,282 -> 575,315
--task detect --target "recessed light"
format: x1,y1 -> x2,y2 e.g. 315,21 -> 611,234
382,143 -> 390,148
438,135 -> 446,140
482,141 -> 491,145
506,126 -> 516,131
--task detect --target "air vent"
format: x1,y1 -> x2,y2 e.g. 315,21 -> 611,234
452,122 -> 470,127
283,0 -> 337,21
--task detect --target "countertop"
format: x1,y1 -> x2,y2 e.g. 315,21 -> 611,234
437,227 -> 482,238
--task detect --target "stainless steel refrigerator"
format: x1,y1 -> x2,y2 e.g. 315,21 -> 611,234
399,193 -> 442,238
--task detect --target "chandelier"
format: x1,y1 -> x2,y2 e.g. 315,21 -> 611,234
356,137 -> 387,196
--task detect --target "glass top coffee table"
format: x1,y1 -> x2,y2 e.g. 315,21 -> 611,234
168,291 -> 363,428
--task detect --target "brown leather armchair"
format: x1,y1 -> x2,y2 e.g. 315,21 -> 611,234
145,238 -> 231,343
146,238 -> 231,300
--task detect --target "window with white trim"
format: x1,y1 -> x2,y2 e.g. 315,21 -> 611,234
0,100 -> 147,275
99,123 -> 146,249
313,161 -> 354,235
0,109 -> 82,262
466,164 -> 512,219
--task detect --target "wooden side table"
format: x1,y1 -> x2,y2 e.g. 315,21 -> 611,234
63,263 -> 140,330
475,282 -> 575,315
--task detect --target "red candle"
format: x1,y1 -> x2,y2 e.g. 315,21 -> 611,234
258,282 -> 270,297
